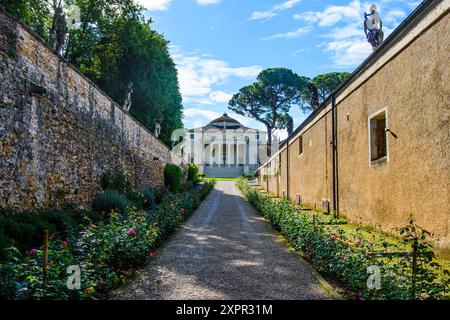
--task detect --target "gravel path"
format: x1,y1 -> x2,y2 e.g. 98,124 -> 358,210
112,181 -> 330,300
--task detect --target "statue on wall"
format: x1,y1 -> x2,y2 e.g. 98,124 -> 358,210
50,2 -> 68,56
307,82 -> 320,110
123,82 -> 133,112
287,116 -> 294,136
364,4 -> 384,51
154,119 -> 161,138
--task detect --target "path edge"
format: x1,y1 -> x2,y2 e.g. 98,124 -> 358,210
237,184 -> 344,300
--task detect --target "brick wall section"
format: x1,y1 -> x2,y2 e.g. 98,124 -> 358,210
0,9 -> 180,210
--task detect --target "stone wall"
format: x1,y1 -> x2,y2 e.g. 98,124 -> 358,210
0,8 -> 179,210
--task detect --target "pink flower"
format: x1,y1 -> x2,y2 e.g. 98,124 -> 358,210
29,248 -> 38,254
128,228 -> 136,235
340,255 -> 345,260
49,260 -> 54,265
62,241 -> 69,248
358,292 -> 363,297
99,277 -> 104,285
90,224 -> 97,229
49,234 -> 56,241
151,251 -> 157,258
368,242 -> 374,246
180,208 -> 185,212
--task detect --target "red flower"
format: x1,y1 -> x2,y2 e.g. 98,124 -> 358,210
340,255 -> 345,260
62,241 -> 69,248
151,251 -> 157,258
49,234 -> 56,241
128,228 -> 136,235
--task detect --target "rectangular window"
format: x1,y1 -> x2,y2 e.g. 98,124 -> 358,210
298,135 -> 303,155
369,110 -> 388,162
190,133 -> 195,140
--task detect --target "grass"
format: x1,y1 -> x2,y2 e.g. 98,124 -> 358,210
200,177 -> 237,181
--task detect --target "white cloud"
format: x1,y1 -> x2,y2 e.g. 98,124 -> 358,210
262,26 -> 312,41
249,0 -> 301,21
209,91 -> 233,103
293,0 -> 410,68
137,0 -> 173,11
171,47 -> 263,105
196,0 -> 222,5
293,0 -> 361,27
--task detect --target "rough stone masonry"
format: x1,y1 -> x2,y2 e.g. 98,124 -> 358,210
0,8 -> 178,211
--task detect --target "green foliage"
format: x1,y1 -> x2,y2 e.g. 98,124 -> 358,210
127,188 -> 155,210
164,164 -> 184,193
100,170 -> 133,194
64,0 -> 183,146
304,72 -> 351,106
0,0 -> 52,41
93,190 -> 129,216
0,209 -> 100,261
187,164 -> 200,184
0,182 -> 215,300
229,68 -> 309,148
236,178 -> 450,300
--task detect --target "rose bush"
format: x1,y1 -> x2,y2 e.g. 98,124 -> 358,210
236,178 -> 449,300
0,181 -> 215,300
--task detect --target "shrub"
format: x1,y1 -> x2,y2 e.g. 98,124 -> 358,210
127,189 -> 155,210
93,190 -> 128,216
164,164 -> 184,193
236,178 -> 450,300
187,164 -> 200,184
0,182 -> 215,300
100,170 -> 133,194
154,188 -> 168,204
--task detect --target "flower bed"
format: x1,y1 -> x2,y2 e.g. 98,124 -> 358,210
237,178 -> 449,300
0,181 -> 215,300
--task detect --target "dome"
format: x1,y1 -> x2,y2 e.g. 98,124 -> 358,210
208,113 -> 243,129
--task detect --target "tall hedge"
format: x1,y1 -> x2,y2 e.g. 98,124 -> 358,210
164,164 -> 184,193
187,164 -> 200,184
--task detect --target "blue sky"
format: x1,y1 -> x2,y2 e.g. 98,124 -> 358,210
140,0 -> 420,138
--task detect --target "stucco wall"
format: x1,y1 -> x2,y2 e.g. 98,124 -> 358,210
258,5 -> 449,248
0,9 -> 177,210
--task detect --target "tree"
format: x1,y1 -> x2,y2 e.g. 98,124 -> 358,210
64,0 -> 183,146
304,72 -> 351,107
2,0 -> 183,146
229,68 -> 308,155
0,0 -> 52,41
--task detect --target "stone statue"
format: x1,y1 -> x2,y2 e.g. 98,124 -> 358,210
50,3 -> 68,56
287,116 -> 294,136
307,82 -> 320,110
364,4 -> 384,51
123,82 -> 133,112
154,119 -> 161,138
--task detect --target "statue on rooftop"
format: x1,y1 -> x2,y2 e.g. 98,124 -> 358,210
364,4 -> 384,51
50,2 -> 68,56
307,82 -> 320,110
123,82 -> 133,112
287,116 -> 294,136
